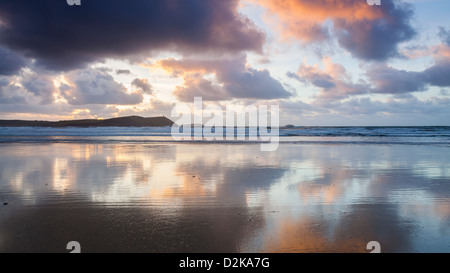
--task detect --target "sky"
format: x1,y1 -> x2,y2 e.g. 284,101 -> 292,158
0,0 -> 449,126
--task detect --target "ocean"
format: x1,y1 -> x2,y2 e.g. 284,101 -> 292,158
0,126 -> 449,253
0,126 -> 449,144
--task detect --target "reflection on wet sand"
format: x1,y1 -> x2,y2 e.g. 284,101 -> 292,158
0,143 -> 449,252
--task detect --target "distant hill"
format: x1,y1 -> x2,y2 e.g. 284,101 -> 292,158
0,116 -> 174,127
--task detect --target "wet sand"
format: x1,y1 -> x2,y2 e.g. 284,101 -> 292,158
0,143 -> 449,252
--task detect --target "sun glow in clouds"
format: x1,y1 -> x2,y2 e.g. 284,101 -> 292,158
0,0 -> 449,125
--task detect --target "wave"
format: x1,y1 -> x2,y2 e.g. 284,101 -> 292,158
0,126 -> 449,145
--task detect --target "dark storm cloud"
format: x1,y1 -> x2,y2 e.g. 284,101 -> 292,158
334,0 -> 416,61
0,0 -> 265,71
0,45 -> 27,75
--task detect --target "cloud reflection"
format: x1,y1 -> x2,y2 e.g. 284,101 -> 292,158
0,143 -> 449,252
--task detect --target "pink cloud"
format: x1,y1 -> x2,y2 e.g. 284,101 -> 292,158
157,54 -> 292,101
255,0 -> 416,60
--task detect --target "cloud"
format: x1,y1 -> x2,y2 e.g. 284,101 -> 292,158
367,64 -> 426,94
293,52 -> 450,101
0,79 -> 70,116
402,27 -> 450,61
282,95 -> 450,125
294,57 -> 371,100
328,96 -> 450,117
158,54 -> 292,101
222,66 -> 292,100
297,63 -> 336,88
131,78 -> 153,94
74,104 -> 120,119
267,93 -> 450,126
0,67 -> 171,119
0,45 -> 27,76
20,73 -> 57,105
2,69 -> 140,110
365,28 -> 450,94
438,27 -> 450,46
0,0 -> 265,71
173,76 -> 230,102
0,77 -> 27,105
367,59 -> 450,94
279,99 -> 317,116
256,0 -> 416,61
334,0 -> 416,61
0,72 -> 59,106
61,68 -> 144,105
421,60 -> 450,88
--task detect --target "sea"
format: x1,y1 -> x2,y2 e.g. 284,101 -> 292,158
0,126 -> 449,145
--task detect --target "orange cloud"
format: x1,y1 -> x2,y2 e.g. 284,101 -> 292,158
155,55 -> 291,101
294,56 -> 370,101
433,44 -> 450,60
155,58 -> 212,76
255,0 -> 383,41
254,0 -> 416,60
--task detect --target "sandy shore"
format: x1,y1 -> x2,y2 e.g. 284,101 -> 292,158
0,143 -> 449,252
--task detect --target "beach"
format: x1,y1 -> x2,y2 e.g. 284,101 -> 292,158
1,136 -> 449,253
1,0 -> 450,259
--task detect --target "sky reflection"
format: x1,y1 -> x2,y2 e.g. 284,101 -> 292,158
0,143 -> 449,252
